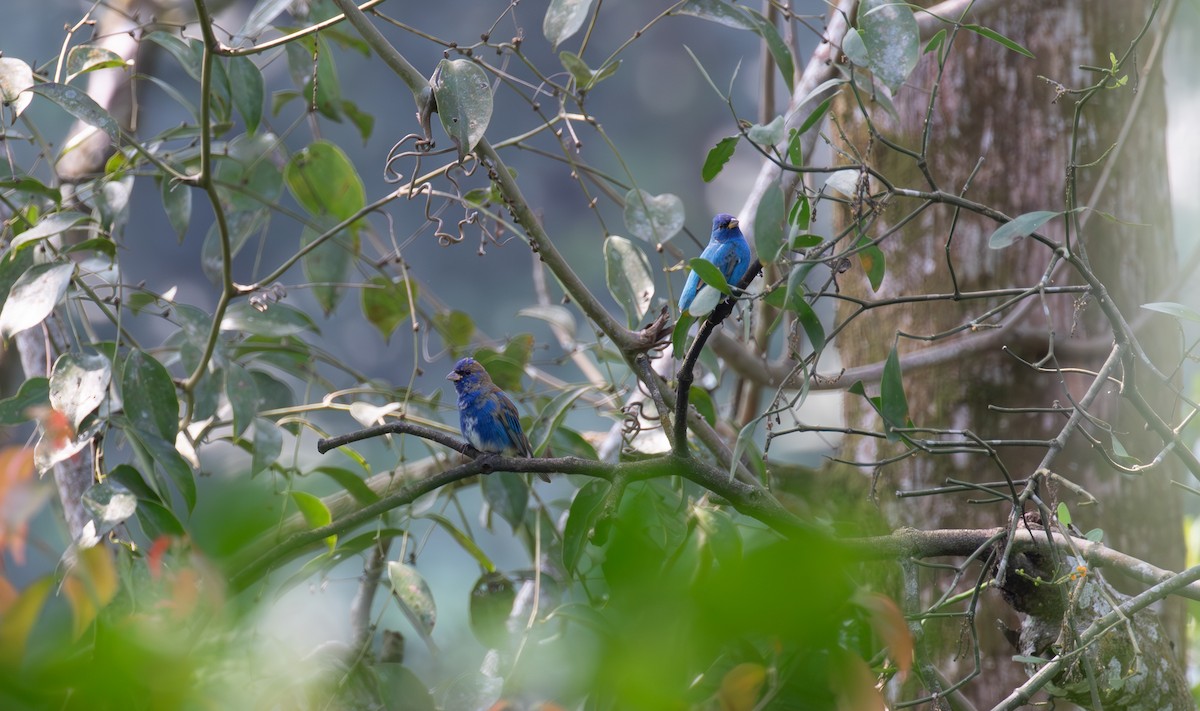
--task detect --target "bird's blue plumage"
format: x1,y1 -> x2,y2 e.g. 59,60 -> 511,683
678,213 -> 752,314
448,357 -> 548,481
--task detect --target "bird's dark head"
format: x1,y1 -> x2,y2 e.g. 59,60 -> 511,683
711,213 -> 741,240
447,357 -> 490,388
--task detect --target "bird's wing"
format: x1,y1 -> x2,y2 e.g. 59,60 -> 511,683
495,390 -> 533,457
713,241 -> 747,283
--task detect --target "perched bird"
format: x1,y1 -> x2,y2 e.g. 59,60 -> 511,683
678,213 -> 752,315
447,357 -> 548,482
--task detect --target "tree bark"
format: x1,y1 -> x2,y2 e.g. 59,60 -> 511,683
832,1 -> 1183,706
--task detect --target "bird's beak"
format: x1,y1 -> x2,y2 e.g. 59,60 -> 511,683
446,371 -> 460,382
728,218 -> 739,229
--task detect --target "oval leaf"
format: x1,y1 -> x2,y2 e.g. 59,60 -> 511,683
0,57 -> 34,117
388,561 -> 437,635
988,210 -> 1060,249
0,262 -> 74,340
122,350 -> 179,441
624,189 -> 684,242
291,491 -> 334,550
688,257 -> 731,295
543,0 -> 597,48
29,83 -> 120,141
49,352 -> 111,430
754,183 -> 786,263
881,344 -> 908,438
604,235 -> 655,326
857,0 -> 919,93
362,277 -> 417,341
1142,301 -> 1200,323
702,136 -> 738,182
284,140 -> 365,221
432,58 -> 492,159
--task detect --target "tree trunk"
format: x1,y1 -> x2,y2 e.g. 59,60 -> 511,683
833,1 -> 1183,706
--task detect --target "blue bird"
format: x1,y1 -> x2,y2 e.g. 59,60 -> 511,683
447,357 -> 548,482
678,213 -> 752,315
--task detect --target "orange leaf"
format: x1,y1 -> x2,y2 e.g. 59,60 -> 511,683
854,591 -> 913,679
0,577 -> 53,664
830,651 -> 885,711
718,662 -> 766,711
62,545 -> 118,638
0,574 -> 18,614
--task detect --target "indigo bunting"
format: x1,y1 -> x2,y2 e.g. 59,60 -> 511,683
447,357 -> 548,482
678,213 -> 752,315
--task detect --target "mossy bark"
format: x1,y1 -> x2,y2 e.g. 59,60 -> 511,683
830,1 -> 1183,706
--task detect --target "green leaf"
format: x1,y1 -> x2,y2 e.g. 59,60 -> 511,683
220,302 -> 318,337
754,183 -> 786,263
743,7 -> 795,88
421,512 -> 496,573
703,136 -> 739,182
469,572 -> 516,649
122,350 -> 179,441
0,262 -> 74,340
532,385 -> 593,456
82,480 -> 137,532
672,312 -> 695,359
284,140 -> 365,222
604,235 -> 655,327
388,561 -> 437,636
693,505 -> 742,568
1142,302 -> 1200,323
11,211 -> 93,251
0,57 -> 35,117
228,55 -> 264,132
518,304 -> 576,340
314,466 -> 379,504
144,32 -> 202,82
729,419 -> 765,481
688,257 -> 731,295
562,480 -> 610,574
49,352 -> 111,430
0,377 -> 49,425
963,24 -> 1035,59
543,0 -> 597,47
0,177 -> 60,203
237,0 -> 294,42
881,344 -> 908,438
291,491 -> 335,550
557,52 -> 620,91
136,499 -> 186,539
340,99 -> 375,144
786,128 -> 803,167
624,188 -> 684,242
66,46 -> 128,84
1085,528 -> 1104,542
677,0 -> 754,30
924,29 -> 946,56
125,426 -> 195,512
362,276 -> 417,341
432,310 -> 475,352
29,83 -> 120,141
1056,502 -> 1072,527
302,222 -> 358,315
473,334 -> 534,392
690,387 -> 717,425
856,0 -> 919,93
107,463 -> 162,504
747,115 -> 785,146
284,35 -> 341,119
988,210 -> 1060,249
791,296 -> 826,352
431,58 -> 493,159
225,363 -> 260,439
843,27 -> 869,66
797,95 -> 834,135
482,474 -> 528,530
215,133 -> 283,212
159,178 -> 192,241
857,235 -> 886,291
250,417 -> 283,476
